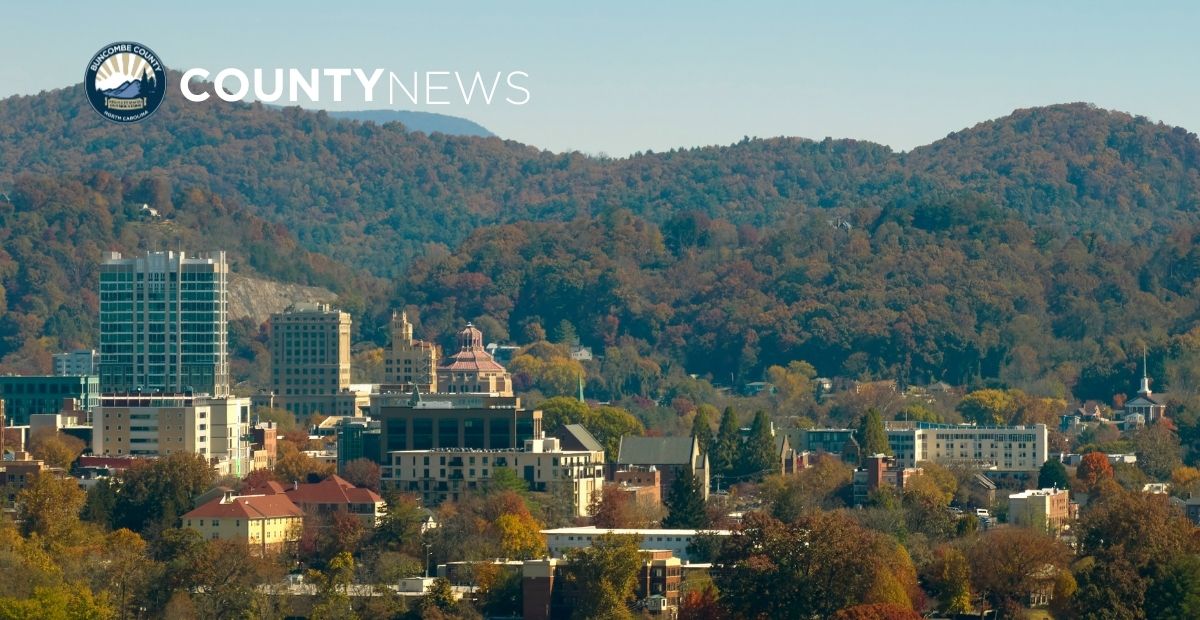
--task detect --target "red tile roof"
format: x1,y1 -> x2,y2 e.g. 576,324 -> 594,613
249,475 -> 383,506
183,493 -> 304,520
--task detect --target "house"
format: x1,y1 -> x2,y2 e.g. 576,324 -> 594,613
182,490 -> 304,555
569,345 -> 593,362
250,475 -> 386,526
616,435 -> 709,500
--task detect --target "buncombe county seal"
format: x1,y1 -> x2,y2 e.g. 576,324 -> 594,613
85,42 -> 167,123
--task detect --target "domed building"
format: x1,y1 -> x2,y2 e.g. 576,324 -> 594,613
436,323 -> 513,396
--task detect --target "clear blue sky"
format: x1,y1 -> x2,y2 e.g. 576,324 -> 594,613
3,1 -> 1197,156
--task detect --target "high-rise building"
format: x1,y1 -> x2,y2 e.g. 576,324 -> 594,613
437,323 -> 513,396
269,303 -> 352,417
383,311 -> 439,393
99,251 -> 229,396
0,375 -> 99,425
53,349 -> 99,376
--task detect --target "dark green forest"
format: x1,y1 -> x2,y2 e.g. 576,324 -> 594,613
3,76 -> 1200,401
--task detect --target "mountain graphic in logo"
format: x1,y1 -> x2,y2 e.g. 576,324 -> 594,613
85,43 -> 167,123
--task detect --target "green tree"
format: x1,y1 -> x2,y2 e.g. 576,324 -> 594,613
713,406 -> 741,478
565,534 -> 642,620
691,404 -> 716,458
738,410 -> 777,479
663,469 -> 708,528
113,452 -> 216,536
539,396 -> 592,432
857,408 -> 891,457
308,551 -> 356,620
1133,423 -> 1183,480
924,546 -> 972,614
418,577 -> 457,616
1037,459 -> 1070,490
1146,554 -> 1200,620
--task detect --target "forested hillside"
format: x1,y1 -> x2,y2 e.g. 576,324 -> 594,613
2,76 -> 1200,399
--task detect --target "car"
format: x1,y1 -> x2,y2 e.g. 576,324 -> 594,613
974,508 -> 991,518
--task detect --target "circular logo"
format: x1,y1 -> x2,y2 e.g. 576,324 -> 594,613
84,42 -> 167,123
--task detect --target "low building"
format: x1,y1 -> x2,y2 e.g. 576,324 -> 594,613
852,454 -> 923,505
615,436 -> 709,500
249,421 -> 278,471
523,549 -> 682,620
786,428 -> 860,463
0,452 -> 55,505
53,349 -> 99,377
250,475 -> 386,527
542,526 -> 732,562
1008,488 -> 1070,532
384,433 -> 605,516
0,375 -> 99,425
370,392 -> 542,454
612,466 -> 663,509
182,490 -> 304,555
93,393 -> 251,476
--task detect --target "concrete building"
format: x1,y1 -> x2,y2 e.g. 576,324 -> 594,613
182,490 -> 304,555
1008,488 -> 1070,532
269,303 -> 352,418
384,433 -> 605,516
612,466 -> 663,509
852,454 -> 923,505
885,421 -> 1049,472
786,427 -> 860,463
542,526 -> 732,562
0,452 -> 55,506
371,392 -> 542,455
0,375 -> 99,425
615,436 -> 709,500
383,311 -> 439,393
523,549 -> 682,620
93,393 -> 251,476
437,323 -> 513,396
99,251 -> 229,396
53,349 -> 99,376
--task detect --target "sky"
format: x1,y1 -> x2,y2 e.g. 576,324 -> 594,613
2,1 -> 1198,156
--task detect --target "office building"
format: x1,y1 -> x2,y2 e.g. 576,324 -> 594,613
885,421 -> 1049,472
383,311 -> 439,393
0,375 -> 99,425
371,392 -> 542,456
384,434 -> 604,516
53,349 -> 99,376
99,251 -> 229,396
93,393 -> 251,476
269,303 -> 352,418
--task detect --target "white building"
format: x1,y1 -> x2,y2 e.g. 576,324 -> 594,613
93,393 -> 251,476
53,349 -> 99,376
384,434 -> 605,516
885,421 -> 1048,472
542,526 -> 732,562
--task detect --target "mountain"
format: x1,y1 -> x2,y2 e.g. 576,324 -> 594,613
325,109 -> 493,137
102,80 -> 141,98
2,77 -> 1200,397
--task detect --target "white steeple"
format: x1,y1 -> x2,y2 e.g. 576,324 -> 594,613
1139,346 -> 1152,397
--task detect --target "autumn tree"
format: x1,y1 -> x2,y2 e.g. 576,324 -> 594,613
112,452 -> 216,536
829,604 -> 922,620
16,471 -> 85,540
1132,423 -> 1183,480
274,443 -> 335,484
1076,452 -> 1115,490
714,511 -> 918,619
564,533 -> 642,620
763,456 -> 853,521
26,429 -> 85,469
308,551 -> 355,620
340,458 -> 381,492
956,389 -> 1018,425
922,545 -> 972,614
966,527 -> 1069,616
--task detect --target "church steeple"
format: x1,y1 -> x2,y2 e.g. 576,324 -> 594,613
1139,345 -> 1152,397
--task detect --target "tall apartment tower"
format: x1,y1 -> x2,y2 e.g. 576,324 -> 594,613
383,311 -> 439,393
99,251 -> 229,396
270,303 -> 352,417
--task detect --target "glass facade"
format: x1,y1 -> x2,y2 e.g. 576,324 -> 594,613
99,251 -> 228,396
